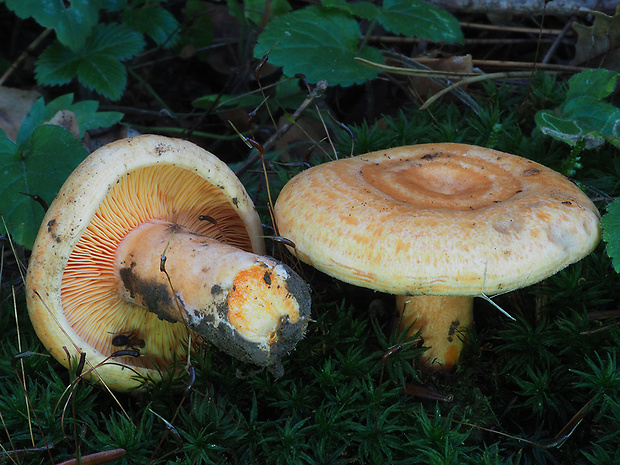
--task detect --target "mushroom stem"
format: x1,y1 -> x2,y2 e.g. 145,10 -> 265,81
396,295 -> 474,371
115,219 -> 310,372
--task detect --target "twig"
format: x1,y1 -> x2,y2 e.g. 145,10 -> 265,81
459,22 -> 568,35
419,71 -> 534,110
0,443 -> 55,462
542,20 -> 574,64
0,29 -> 53,86
423,0 -> 617,15
468,59 -> 586,73
234,80 -> 329,175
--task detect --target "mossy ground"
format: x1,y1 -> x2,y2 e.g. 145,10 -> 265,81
1,6 -> 619,464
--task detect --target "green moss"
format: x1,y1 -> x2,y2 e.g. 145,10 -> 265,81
2,72 -> 619,465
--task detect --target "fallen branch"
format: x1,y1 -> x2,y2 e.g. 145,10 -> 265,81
425,0 -> 617,15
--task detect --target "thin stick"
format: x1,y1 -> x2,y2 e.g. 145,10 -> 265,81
419,71 -> 534,110
0,29 -> 53,86
234,80 -> 328,176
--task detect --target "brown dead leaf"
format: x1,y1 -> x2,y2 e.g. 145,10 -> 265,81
45,110 -> 80,139
405,55 -> 474,102
0,87 -> 41,141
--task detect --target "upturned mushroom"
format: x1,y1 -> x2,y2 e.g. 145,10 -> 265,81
274,143 -> 600,370
26,135 -> 310,392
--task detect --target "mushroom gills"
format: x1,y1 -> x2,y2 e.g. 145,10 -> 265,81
115,219 -> 311,376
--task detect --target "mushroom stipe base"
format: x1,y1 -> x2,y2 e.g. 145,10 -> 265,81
396,295 -> 474,370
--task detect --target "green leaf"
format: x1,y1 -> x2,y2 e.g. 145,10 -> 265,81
254,6 -> 384,86
17,95 -> 123,142
123,5 -> 181,48
33,41 -> 81,86
535,97 -> 620,148
0,126 -> 88,249
321,0 -> 380,20
69,100 -> 124,137
566,69 -> 619,100
535,69 -> 620,149
35,23 -> 145,100
227,0 -> 291,25
379,0 -> 463,44
76,54 -> 128,101
601,198 -> 620,273
86,22 -> 146,61
4,0 -> 100,50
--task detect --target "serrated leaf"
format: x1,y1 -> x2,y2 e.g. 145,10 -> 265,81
35,23 -> 145,100
379,0 -> 463,44
17,95 -> 123,142
34,42 -> 81,86
601,198 -> 620,273
566,69 -> 619,100
76,55 -> 128,101
0,126 -> 88,249
86,22 -> 146,61
5,0 -> 100,50
535,111 -> 604,148
535,96 -> 620,148
123,5 -> 181,48
69,101 -> 123,137
254,6 -> 383,86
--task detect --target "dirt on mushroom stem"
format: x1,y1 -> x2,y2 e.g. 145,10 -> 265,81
114,219 -> 311,375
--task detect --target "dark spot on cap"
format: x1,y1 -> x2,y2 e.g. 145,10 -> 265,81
523,168 -> 541,176
232,197 -> 239,206
421,153 -> 440,160
211,284 -> 223,295
263,271 -> 272,286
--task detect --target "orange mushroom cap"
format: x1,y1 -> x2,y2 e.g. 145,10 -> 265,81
274,143 -> 600,370
275,143 -> 600,296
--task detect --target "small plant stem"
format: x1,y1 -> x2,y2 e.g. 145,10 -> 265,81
128,68 -> 174,115
0,29 -> 53,86
419,71 -> 535,110
541,19 -> 573,64
358,18 -> 378,53
128,124 -> 249,140
234,80 -> 328,175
